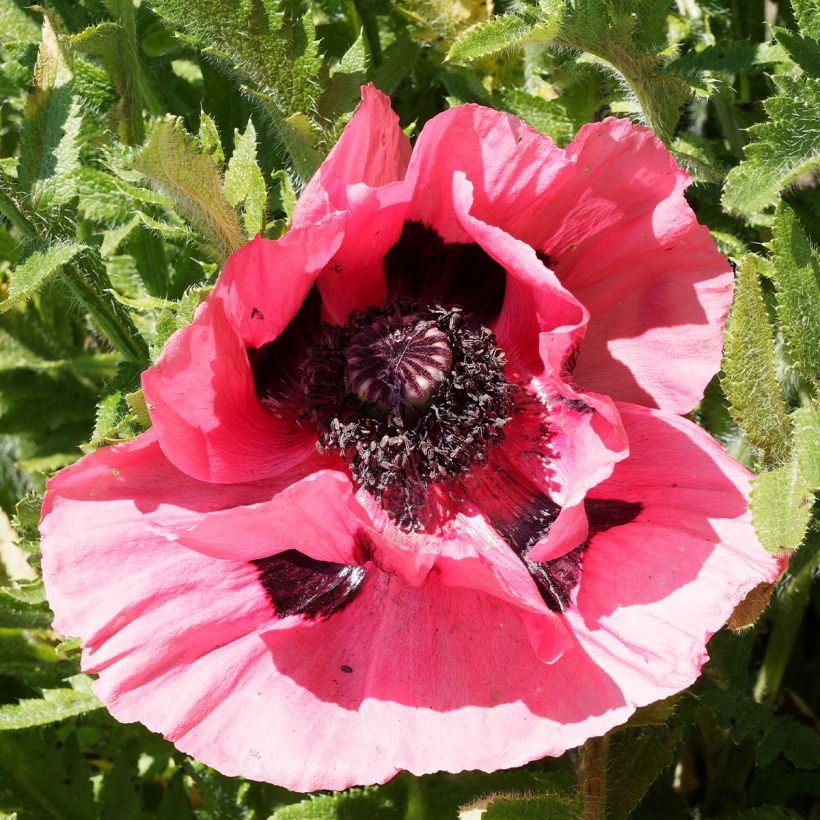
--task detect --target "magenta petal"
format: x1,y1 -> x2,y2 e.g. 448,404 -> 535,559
177,468 -> 371,563
567,402 -> 780,702
40,433 -> 279,655
213,224 -> 343,350
541,119 -> 732,413
142,297 -> 316,483
292,84 -> 411,228
292,85 -> 413,323
404,104 -> 569,243
40,435 -> 633,790
450,172 -> 587,376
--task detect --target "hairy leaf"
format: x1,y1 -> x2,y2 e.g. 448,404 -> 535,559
0,729 -> 95,819
447,13 -> 540,62
224,119 -> 267,239
18,17 -> 83,211
770,203 -> 820,384
133,118 -> 243,262
1,242 -> 83,313
0,675 -> 101,730
722,255 -> 792,465
751,406 -> 819,551
723,75 -> 820,215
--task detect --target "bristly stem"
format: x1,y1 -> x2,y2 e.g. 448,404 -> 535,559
580,734 -> 608,820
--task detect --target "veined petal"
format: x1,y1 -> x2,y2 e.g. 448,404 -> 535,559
142,298 -> 316,484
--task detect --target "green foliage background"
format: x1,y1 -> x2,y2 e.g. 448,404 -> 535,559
0,0 -> 818,817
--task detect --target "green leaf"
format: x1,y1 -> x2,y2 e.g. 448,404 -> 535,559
447,13 -> 540,62
0,675 -> 102,730
772,27 -> 820,76
495,87 -> 575,146
751,406 -> 819,551
319,35 -> 368,126
722,255 -> 793,465
150,0 -> 323,173
1,242 -> 83,313
99,740 -> 142,820
0,628 -> 75,689
553,0 -> 690,143
0,0 -> 40,43
723,75 -> 820,215
793,0 -> 820,40
770,203 -> 820,384
223,119 -> 267,239
0,728 -> 95,820
271,787 -> 400,819
271,169 -> 297,222
133,118 -> 243,263
198,110 -> 225,168
71,8 -> 151,145
472,792 -> 583,819
607,725 -> 682,820
18,17 -> 83,211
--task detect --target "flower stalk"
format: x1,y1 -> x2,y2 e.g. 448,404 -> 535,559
580,735 -> 608,820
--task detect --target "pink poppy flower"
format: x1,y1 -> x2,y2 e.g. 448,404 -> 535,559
40,86 -> 780,791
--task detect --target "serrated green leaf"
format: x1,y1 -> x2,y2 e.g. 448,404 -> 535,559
751,406 -> 819,550
723,75 -> 820,215
1,242 -> 83,313
607,725 -> 682,820
553,0 -> 690,142
223,119 -> 267,239
71,12 -> 148,144
150,0 -> 323,173
793,0 -> 820,40
185,763 -> 244,820
722,255 -> 792,465
18,17 -> 83,211
447,13 -> 539,62
0,729 -> 95,820
133,118 -> 243,263
0,629 -> 75,689
0,676 -> 101,731
772,27 -> 820,76
320,35 -> 368,126
271,169 -> 297,222
271,786 -> 399,819
99,739 -> 142,820
198,110 -> 224,168
771,203 -> 820,384
0,588 -> 52,629
0,0 -> 40,43
495,87 -> 575,146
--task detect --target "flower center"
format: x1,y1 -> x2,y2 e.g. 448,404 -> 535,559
304,300 -> 515,529
345,315 -> 452,413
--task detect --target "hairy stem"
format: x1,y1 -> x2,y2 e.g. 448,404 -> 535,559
580,735 -> 608,820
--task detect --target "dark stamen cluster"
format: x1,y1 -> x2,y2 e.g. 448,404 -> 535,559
304,300 -> 515,529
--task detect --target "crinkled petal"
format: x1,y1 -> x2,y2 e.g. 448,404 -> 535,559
292,84 -> 411,228
177,468 -> 371,564
40,433 -> 635,792
450,172 -> 586,376
566,403 -> 781,703
142,298 -> 316,484
403,104 -> 569,244
212,223 -> 344,350
538,119 -> 732,413
292,85 -> 413,323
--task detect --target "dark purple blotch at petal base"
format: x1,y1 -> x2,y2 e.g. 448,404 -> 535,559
384,222 -> 506,327
253,551 -> 367,619
530,498 -> 644,612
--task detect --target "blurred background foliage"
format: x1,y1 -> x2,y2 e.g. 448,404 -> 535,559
0,0 -> 818,817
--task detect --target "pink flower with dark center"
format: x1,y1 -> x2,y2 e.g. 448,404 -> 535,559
40,87 -> 780,791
